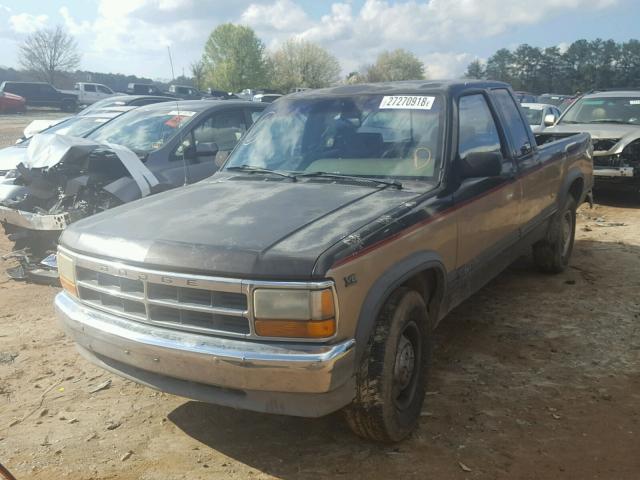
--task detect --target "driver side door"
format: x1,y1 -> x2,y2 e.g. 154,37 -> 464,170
454,93 -> 523,300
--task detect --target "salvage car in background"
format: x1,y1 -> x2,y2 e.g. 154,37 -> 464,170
1,110 -> 134,186
0,100 -> 267,281
168,85 -> 202,100
520,103 -> 562,132
545,90 -> 640,193
0,91 -> 26,113
514,91 -> 537,103
20,95 -> 177,141
0,81 -> 78,111
537,93 -> 575,110
53,80 -> 592,442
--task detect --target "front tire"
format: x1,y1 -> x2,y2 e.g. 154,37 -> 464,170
533,196 -> 577,273
343,287 -> 431,442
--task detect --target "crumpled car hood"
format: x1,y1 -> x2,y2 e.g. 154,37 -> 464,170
61,176 -> 421,279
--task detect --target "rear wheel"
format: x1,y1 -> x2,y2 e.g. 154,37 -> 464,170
533,196 -> 577,273
343,287 -> 431,442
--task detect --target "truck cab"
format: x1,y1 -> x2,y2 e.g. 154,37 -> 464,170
55,81 -> 592,442
74,82 -> 115,105
168,85 -> 202,100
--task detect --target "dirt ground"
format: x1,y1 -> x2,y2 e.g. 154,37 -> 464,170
0,113 -> 639,480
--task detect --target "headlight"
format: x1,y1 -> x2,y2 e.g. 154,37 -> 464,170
57,251 -> 77,296
253,288 -> 336,338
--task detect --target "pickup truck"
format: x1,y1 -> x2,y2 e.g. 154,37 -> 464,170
126,83 -> 173,97
73,82 -> 116,105
54,80 -> 592,442
544,90 -> 640,193
0,81 -> 77,111
168,84 -> 202,100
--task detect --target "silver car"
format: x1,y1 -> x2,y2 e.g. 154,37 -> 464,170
521,103 -> 562,133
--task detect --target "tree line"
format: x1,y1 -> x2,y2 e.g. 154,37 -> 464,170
9,24 -> 427,94
196,23 -> 426,92
465,39 -> 640,94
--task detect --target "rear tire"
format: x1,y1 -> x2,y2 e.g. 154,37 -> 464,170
343,287 -> 431,442
533,196 -> 577,273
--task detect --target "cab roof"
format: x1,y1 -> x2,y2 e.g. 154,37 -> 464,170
287,79 -> 511,99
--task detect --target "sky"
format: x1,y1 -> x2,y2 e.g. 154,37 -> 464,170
0,0 -> 639,82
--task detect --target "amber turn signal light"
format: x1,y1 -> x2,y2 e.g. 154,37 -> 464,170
254,318 -> 336,338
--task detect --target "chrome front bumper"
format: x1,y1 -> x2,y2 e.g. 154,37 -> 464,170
0,205 -> 68,230
593,166 -> 635,178
55,292 -> 356,417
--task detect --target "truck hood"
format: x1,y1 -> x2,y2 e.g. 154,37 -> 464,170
61,176 -> 421,279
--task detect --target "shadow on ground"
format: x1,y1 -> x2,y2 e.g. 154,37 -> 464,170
168,238 -> 640,479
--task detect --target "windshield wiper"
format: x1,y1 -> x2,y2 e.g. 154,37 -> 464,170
584,119 -> 632,125
298,171 -> 402,189
226,165 -> 297,180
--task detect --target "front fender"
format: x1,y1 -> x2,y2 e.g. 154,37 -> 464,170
353,251 -> 447,362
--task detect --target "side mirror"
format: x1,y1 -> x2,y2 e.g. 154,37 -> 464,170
195,142 -> 219,157
459,151 -> 503,179
544,113 -> 557,126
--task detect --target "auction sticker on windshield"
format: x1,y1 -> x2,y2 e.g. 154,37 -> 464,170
379,96 -> 435,110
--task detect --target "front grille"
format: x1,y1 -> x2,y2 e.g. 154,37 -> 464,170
74,263 -> 250,337
592,138 -> 620,152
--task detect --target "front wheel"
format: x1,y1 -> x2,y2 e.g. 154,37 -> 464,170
532,196 -> 577,273
343,287 -> 431,442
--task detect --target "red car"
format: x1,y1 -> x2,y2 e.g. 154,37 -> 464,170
0,91 -> 26,113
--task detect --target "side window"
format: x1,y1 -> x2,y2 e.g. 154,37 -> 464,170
84,84 -> 96,92
250,109 -> 264,123
97,85 -> 111,94
193,110 -> 247,152
492,89 -> 532,157
41,84 -> 55,94
458,94 -> 502,159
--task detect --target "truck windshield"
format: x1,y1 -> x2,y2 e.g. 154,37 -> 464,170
87,107 -> 195,154
225,94 -> 444,182
560,96 -> 640,125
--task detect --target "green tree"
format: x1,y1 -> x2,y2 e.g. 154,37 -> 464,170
464,59 -> 485,79
18,26 -> 80,85
270,39 -> 341,93
202,24 -> 268,92
537,46 -> 566,93
485,48 -> 514,84
364,49 -> 425,82
190,60 -> 205,90
618,40 -> 640,87
511,44 -> 543,91
465,38 -> 640,94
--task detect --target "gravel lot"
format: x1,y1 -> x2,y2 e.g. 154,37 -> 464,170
0,112 -> 639,479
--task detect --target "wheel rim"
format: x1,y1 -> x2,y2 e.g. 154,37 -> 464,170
561,210 -> 573,257
393,320 -> 421,411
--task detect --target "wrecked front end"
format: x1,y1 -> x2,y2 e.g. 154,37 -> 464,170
592,137 -> 640,188
0,134 -> 158,282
